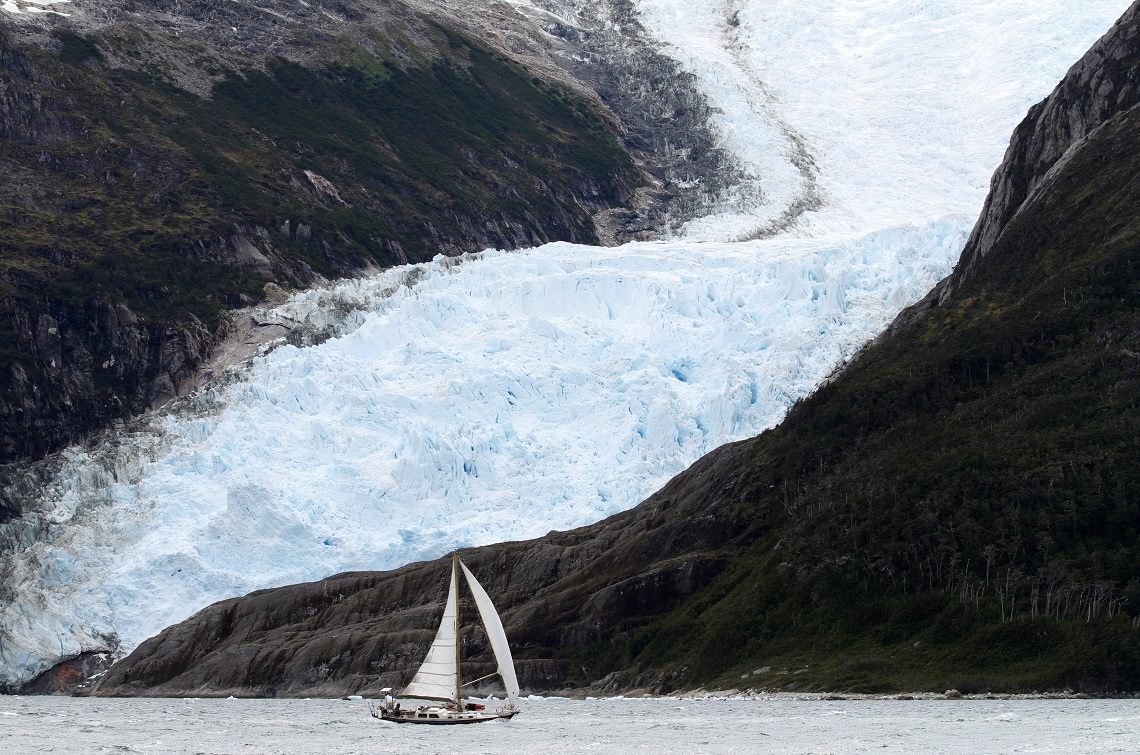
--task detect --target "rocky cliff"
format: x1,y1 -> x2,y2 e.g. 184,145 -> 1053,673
950,0 -> 1140,290
93,2 -> 1140,697
889,0 -> 1140,327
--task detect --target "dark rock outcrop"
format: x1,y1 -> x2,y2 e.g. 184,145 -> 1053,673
0,300 -> 213,472
20,652 -> 113,696
950,0 -> 1140,292
875,0 -> 1140,340
537,0 -> 738,239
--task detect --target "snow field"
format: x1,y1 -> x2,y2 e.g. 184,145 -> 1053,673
0,0 -> 71,15
633,0 -> 1135,240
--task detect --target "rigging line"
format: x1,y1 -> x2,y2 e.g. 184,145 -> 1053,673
461,672 -> 501,688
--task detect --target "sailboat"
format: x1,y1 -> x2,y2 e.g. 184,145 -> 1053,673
370,552 -> 521,724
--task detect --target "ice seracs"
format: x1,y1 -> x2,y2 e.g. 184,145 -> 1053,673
0,220 -> 965,691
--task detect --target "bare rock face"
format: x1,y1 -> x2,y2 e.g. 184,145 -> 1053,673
874,0 -> 1140,340
530,0 -> 738,240
19,652 -> 112,696
944,0 -> 1140,299
0,300 -> 214,478
93,439 -> 762,697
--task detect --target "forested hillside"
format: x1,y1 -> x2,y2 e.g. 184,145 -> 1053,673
623,97 -> 1140,694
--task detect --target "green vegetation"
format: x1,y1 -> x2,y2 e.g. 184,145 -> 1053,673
2,27 -> 634,320
0,26 -> 636,462
578,107 -> 1140,694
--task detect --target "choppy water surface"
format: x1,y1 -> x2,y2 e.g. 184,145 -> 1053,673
2,697 -> 1137,754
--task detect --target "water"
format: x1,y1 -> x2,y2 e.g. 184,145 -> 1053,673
2,697 -> 1137,754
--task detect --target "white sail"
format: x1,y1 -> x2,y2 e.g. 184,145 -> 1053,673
459,559 -> 520,706
401,560 -> 459,702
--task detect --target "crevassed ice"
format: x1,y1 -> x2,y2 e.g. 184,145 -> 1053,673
0,0 -> 1133,688
2,222 -> 964,687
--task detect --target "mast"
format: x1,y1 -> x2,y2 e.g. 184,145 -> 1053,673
453,551 -> 462,709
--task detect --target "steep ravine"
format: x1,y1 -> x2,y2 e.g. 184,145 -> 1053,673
92,3 -> 1140,697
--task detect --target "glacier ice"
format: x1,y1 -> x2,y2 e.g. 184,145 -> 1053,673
633,0 -> 1135,240
0,0 -> 1134,688
1,222 -> 965,687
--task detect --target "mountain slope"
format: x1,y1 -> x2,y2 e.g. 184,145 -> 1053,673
92,2 -> 1140,697
0,4 -> 641,467
630,97 -> 1140,695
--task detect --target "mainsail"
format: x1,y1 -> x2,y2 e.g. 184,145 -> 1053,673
400,559 -> 460,702
459,560 -> 520,705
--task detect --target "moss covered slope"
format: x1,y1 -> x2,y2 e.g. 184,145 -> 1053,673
0,23 -> 637,467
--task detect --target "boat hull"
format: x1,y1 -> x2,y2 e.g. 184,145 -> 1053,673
380,711 -> 519,725
373,708 -> 518,725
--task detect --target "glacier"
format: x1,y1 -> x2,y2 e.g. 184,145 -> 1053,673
0,0 -> 1133,689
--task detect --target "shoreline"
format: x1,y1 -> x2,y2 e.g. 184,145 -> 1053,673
41,688 -> 1136,701
549,689 -> 1132,702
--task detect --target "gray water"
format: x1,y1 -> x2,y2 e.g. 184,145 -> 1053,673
2,696 -> 1138,754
